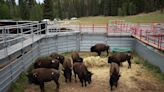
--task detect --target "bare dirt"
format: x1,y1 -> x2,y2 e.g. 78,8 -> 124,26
24,52 -> 164,92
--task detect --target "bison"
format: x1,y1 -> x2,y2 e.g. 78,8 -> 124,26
90,43 -> 110,56
109,62 -> 121,90
26,68 -> 60,92
34,56 -> 60,70
50,53 -> 65,64
108,52 -> 132,68
61,57 -> 73,82
73,62 -> 93,87
71,51 -> 83,63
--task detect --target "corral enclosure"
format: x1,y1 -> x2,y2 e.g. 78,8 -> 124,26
0,21 -> 164,92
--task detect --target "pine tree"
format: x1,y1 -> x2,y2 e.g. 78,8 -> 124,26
43,0 -> 54,20
19,0 -> 30,20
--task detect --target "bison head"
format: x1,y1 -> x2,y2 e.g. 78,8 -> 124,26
73,57 -> 83,63
63,68 -> 72,82
55,55 -> 65,64
108,56 -> 113,63
110,74 -> 121,87
26,72 -> 38,84
77,57 -> 83,62
90,46 -> 95,52
85,71 -> 93,84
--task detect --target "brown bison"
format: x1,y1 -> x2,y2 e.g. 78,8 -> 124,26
109,62 -> 121,90
71,51 -> 83,63
90,43 -> 110,56
27,68 -> 60,92
73,62 -> 93,87
61,57 -> 73,82
50,53 -> 65,64
34,56 -> 60,70
108,52 -> 132,68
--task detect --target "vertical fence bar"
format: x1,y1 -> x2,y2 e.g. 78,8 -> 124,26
140,29 -> 142,39
106,23 -> 108,33
3,28 -> 8,57
79,23 -> 81,32
159,34 -> 162,49
92,24 -> 94,33
158,34 -> 160,48
21,27 -> 23,49
7,29 -> 10,47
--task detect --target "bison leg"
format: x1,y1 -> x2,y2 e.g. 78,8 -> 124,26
127,59 -> 131,69
109,78 -> 113,91
84,80 -> 87,87
69,76 -> 72,82
39,83 -> 45,92
116,83 -> 118,87
106,49 -> 109,56
54,80 -> 60,92
74,72 -> 77,82
80,79 -> 84,87
97,52 -> 101,56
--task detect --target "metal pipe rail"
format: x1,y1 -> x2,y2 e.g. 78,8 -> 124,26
0,22 -> 47,60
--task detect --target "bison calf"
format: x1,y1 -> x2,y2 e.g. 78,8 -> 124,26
73,62 -> 93,87
62,57 -> 73,82
90,43 -> 110,56
34,57 -> 60,70
27,68 -> 60,92
108,52 -> 132,68
109,62 -> 121,90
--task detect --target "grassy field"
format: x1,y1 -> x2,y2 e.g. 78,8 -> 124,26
74,11 -> 164,24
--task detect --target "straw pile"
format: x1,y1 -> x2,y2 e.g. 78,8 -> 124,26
83,56 -> 109,68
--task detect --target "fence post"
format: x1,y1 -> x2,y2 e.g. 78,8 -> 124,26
140,29 -> 142,39
79,23 -> 81,32
106,23 -> 108,33
92,24 -> 94,33
146,31 -> 149,44
157,34 -> 160,48
3,28 -> 8,57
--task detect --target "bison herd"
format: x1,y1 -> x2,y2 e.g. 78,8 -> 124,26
26,43 -> 132,92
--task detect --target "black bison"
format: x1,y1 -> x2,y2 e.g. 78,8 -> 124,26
71,51 -> 83,63
73,62 -> 93,87
61,57 -> 73,82
50,53 -> 65,64
34,56 -> 60,70
108,52 -> 132,68
90,43 -> 110,56
27,68 -> 60,92
109,62 -> 121,90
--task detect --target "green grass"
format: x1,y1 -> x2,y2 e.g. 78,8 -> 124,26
9,72 -> 28,92
75,11 -> 164,24
134,55 -> 164,81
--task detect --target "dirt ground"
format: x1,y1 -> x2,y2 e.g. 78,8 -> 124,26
24,52 -> 164,92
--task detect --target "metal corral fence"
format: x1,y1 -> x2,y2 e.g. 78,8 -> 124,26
60,22 -> 164,51
0,21 -> 164,92
0,22 -> 80,92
